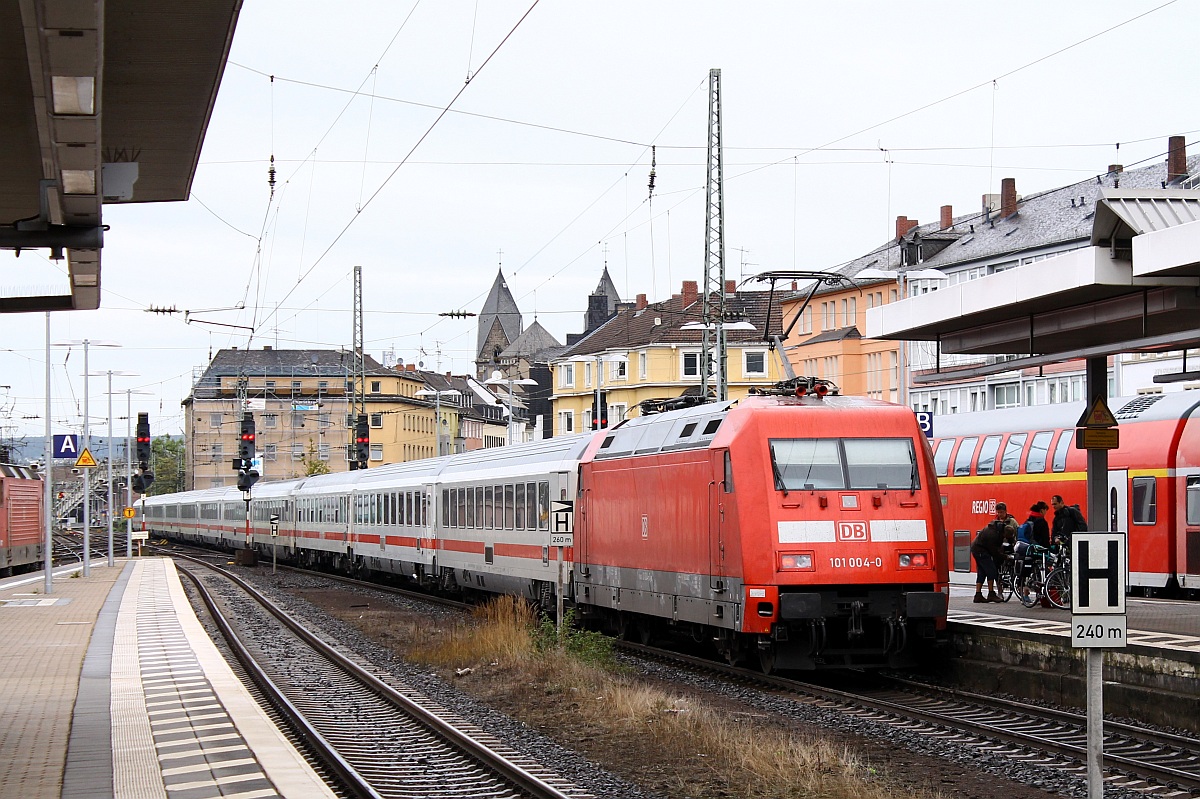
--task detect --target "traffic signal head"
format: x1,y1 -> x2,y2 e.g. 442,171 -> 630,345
238,413 -> 256,462
132,472 -> 154,494
590,391 -> 609,430
135,413 -> 152,470
354,414 -> 369,468
237,469 -> 260,492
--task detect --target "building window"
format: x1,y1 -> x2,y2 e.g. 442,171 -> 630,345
639,351 -> 648,379
318,380 -> 328,391
370,413 -> 383,428
291,412 -> 304,428
210,443 -> 223,463
558,410 -> 574,435
209,413 -> 222,427
682,351 -> 700,379
744,350 -> 766,377
263,413 -> 278,429
291,380 -> 302,391
994,383 -> 1019,409
557,364 -> 574,388
265,380 -> 276,392
584,362 -> 592,388
346,413 -> 356,428
609,403 -> 627,423
318,443 -> 330,461
370,444 -> 384,461
318,412 -> 331,428
611,359 -> 627,380
346,380 -> 355,393
264,444 -> 277,461
370,380 -> 382,393
292,444 -> 304,461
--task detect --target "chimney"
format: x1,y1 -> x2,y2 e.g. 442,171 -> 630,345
635,293 -> 647,310
1168,135 -> 1187,183
725,280 -> 736,294
681,280 -> 698,308
940,205 -> 953,230
895,215 -> 914,241
263,345 -> 272,350
1001,177 -> 1017,218
1107,164 -> 1123,174
791,281 -> 797,290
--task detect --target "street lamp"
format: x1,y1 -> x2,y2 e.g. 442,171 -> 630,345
856,268 -> 949,407
414,388 -> 461,457
483,370 -> 537,445
54,338 -> 120,576
95,372 -> 139,566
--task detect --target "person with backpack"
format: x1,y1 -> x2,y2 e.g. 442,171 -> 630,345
1050,494 -> 1087,543
1016,502 -> 1050,599
970,505 -> 1011,603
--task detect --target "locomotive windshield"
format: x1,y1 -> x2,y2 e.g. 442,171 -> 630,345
769,438 -> 919,491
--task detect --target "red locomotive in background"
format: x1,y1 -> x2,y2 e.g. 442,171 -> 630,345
0,464 -> 44,576
146,380 -> 950,671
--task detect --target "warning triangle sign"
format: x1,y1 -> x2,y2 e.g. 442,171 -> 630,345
1077,397 -> 1118,428
75,448 -> 98,468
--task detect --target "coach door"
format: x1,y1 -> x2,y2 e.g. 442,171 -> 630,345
1107,469 -> 1128,533
708,449 -> 731,592
422,484 -> 436,565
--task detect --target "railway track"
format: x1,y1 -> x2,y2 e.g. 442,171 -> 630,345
617,641 -> 1200,798
173,553 -> 589,799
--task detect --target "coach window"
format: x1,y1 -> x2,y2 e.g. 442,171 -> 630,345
1132,477 -> 1157,525
442,489 -> 451,527
1000,433 -> 1027,474
1026,431 -> 1053,473
1187,477 -> 1200,525
481,485 -> 493,528
538,482 -> 550,529
466,487 -> 477,528
953,437 -> 978,476
1052,430 -> 1072,472
525,482 -> 537,529
976,435 -> 1002,476
514,483 -> 526,529
932,439 -> 953,477
475,488 -> 484,528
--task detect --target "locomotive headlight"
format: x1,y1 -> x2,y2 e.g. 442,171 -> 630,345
899,552 -> 929,568
779,553 -> 813,570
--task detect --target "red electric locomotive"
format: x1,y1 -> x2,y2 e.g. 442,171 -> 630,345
0,464 -> 44,576
931,392 -> 1200,597
575,389 -> 950,671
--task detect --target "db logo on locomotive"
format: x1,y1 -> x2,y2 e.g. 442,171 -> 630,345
837,521 -> 869,542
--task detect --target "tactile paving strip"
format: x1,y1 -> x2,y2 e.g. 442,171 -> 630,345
115,560 -> 283,799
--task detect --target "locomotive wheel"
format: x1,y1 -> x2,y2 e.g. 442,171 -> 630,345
719,635 -> 744,667
757,644 -> 777,675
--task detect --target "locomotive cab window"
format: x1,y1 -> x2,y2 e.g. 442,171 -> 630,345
1052,430 -> 1071,472
1132,476 -> 1157,525
769,438 -> 917,491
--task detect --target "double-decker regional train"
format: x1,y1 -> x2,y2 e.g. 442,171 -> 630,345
932,391 -> 1200,597
144,389 -> 950,670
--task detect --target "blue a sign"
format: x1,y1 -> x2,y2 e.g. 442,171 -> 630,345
915,411 -> 934,438
52,434 -> 80,459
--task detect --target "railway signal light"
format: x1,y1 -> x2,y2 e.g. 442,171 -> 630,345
135,413 -> 152,470
236,469 -> 260,492
238,413 -> 256,463
351,414 -> 369,470
590,391 -> 609,430
132,472 -> 154,494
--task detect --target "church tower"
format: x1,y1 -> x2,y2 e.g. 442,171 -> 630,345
475,269 -> 523,379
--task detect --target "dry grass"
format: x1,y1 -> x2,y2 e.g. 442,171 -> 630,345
381,597 -> 940,799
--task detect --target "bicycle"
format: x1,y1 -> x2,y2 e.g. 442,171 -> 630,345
996,544 -> 1017,602
1043,541 -> 1071,610
1017,543 -> 1059,608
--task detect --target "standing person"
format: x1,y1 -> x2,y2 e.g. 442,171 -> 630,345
1050,494 -> 1087,543
971,506 -> 1009,603
995,501 -> 1019,545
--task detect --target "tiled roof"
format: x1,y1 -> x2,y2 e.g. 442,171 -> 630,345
784,153 -> 1200,301
198,348 -> 382,378
560,290 -> 784,357
795,326 -> 862,346
477,269 -> 522,358
500,320 -> 563,360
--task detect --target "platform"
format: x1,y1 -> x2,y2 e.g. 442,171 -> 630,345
0,558 -> 336,799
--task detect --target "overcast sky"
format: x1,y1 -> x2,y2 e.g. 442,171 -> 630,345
2,0 -> 1196,445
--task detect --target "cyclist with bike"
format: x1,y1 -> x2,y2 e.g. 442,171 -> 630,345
972,502 -> 1018,603
1016,502 -> 1050,601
